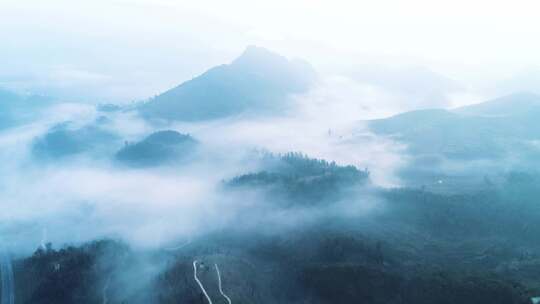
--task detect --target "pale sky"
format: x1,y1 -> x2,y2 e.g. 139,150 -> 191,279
1,0 -> 540,102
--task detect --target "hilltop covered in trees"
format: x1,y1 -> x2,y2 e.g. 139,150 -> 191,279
115,130 -> 198,167
227,152 -> 370,205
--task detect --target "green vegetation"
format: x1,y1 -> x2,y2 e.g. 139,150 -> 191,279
14,240 -> 130,304
227,152 -> 370,205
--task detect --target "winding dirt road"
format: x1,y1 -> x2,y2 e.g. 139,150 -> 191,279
214,264 -> 232,304
193,260 -> 213,304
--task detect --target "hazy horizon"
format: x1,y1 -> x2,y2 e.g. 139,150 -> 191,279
3,0 -> 540,108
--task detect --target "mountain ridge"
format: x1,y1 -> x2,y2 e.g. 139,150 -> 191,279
367,92 -> 540,160
454,91 -> 540,116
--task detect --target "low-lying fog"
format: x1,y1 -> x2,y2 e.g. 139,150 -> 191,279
0,77 -> 409,254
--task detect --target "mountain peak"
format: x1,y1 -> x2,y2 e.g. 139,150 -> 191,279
232,45 -> 290,69
238,45 -> 277,59
140,46 -> 316,121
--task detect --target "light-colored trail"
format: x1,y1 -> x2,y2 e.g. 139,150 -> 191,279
164,239 -> 192,252
214,264 -> 232,304
0,251 -> 14,304
193,260 -> 213,304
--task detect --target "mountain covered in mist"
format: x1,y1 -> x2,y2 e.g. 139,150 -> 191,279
31,117 -> 198,165
115,130 -> 198,167
0,88 -> 53,129
139,46 -> 317,121
368,92 -> 540,160
32,119 -> 119,159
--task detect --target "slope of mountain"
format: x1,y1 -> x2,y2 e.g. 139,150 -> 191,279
115,130 -> 198,167
368,92 -> 540,160
139,46 -> 317,121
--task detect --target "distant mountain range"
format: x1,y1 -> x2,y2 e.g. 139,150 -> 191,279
347,64 -> 464,109
368,92 -> 540,160
139,46 -> 317,121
